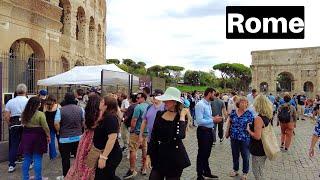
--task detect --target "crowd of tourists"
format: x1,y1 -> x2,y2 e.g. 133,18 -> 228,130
4,83 -> 320,180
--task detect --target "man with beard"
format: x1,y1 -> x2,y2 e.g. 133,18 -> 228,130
195,88 -> 223,180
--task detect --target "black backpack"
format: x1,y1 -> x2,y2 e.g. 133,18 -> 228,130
278,103 -> 291,123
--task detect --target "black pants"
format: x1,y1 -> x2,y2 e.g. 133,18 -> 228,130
59,141 -> 79,176
196,127 -> 213,177
8,126 -> 23,167
213,122 -> 224,142
95,149 -> 122,180
149,168 -> 182,180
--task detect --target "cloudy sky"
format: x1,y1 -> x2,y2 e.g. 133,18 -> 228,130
105,0 -> 320,72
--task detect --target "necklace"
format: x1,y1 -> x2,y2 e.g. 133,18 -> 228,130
167,109 -> 175,112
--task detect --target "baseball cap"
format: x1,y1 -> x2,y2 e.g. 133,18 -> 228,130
39,89 -> 48,96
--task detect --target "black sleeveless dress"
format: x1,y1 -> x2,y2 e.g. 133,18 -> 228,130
249,115 -> 270,156
148,110 -> 191,177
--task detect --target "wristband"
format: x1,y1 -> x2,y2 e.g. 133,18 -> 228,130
99,154 -> 108,160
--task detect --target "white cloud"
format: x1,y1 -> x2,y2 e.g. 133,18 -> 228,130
106,0 -> 320,72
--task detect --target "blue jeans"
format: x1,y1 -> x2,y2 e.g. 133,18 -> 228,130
9,126 -> 23,167
48,129 -> 57,159
22,153 -> 42,180
230,139 -> 250,174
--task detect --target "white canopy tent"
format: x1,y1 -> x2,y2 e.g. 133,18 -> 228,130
37,64 -> 139,87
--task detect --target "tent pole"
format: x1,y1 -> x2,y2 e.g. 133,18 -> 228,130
101,70 -> 104,96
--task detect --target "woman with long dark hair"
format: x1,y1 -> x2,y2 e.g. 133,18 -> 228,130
93,96 -> 122,180
148,87 -> 191,180
19,97 -> 50,180
65,94 -> 102,180
44,95 -> 59,160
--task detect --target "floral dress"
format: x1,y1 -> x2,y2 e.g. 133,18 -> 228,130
65,130 -> 96,180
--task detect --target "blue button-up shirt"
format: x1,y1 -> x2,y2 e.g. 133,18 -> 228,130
195,99 -> 214,128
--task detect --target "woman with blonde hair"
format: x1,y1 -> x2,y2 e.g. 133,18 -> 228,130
247,94 -> 273,180
226,96 -> 254,180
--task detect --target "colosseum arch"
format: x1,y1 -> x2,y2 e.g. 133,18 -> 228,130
251,47 -> 320,97
89,16 -> 96,47
97,24 -> 102,52
59,0 -> 71,35
304,81 -> 314,97
76,6 -> 86,42
8,39 -> 45,93
276,72 -> 294,92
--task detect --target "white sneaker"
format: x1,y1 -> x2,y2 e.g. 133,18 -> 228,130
56,176 -> 64,180
8,166 -> 15,173
30,163 -> 34,169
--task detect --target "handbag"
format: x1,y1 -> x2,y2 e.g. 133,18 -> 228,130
261,124 -> 281,160
84,145 -> 103,169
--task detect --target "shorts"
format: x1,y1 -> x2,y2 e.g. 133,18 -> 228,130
129,133 -> 147,152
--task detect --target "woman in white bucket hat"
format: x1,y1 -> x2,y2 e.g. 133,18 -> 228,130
147,87 -> 191,180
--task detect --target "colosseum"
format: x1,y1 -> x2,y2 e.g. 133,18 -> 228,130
0,0 -> 106,94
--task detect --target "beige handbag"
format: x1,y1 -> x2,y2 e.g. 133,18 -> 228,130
261,124 -> 281,160
84,145 -> 103,169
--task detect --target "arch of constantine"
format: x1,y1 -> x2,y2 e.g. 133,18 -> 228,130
251,47 -> 320,97
0,0 -> 106,93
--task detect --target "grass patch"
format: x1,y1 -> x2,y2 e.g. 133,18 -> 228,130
176,85 -> 208,92
176,85 -> 231,93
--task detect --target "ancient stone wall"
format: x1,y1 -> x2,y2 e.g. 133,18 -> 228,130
251,47 -> 320,97
0,0 -> 106,93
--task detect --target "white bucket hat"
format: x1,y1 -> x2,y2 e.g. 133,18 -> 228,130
155,87 -> 182,103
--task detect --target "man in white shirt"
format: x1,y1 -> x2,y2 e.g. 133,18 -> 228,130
247,89 -> 257,106
4,84 -> 29,173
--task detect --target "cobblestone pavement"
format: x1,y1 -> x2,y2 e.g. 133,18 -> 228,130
1,120 -> 320,180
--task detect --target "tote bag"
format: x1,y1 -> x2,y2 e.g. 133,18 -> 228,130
261,125 -> 281,160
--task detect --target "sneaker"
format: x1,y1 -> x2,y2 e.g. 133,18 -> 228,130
8,166 -> 15,173
280,143 -> 285,149
123,169 -> 137,179
56,176 -> 64,180
282,147 -> 288,152
241,173 -> 248,180
229,171 -> 239,177
30,162 -> 34,169
70,154 -> 75,158
203,174 -> 219,179
219,138 -> 224,143
141,168 -> 147,175
212,142 -> 216,146
15,158 -> 23,164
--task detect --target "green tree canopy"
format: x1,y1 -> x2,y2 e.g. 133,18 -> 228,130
137,61 -> 146,67
122,59 -> 135,67
106,59 -> 120,64
213,63 -> 251,90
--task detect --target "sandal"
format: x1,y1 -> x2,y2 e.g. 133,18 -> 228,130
241,173 -> 248,180
229,171 -> 239,177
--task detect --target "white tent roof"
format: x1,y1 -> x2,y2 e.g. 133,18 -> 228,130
37,64 -> 139,86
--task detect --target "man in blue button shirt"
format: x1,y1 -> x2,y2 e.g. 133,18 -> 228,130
195,88 -> 222,180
